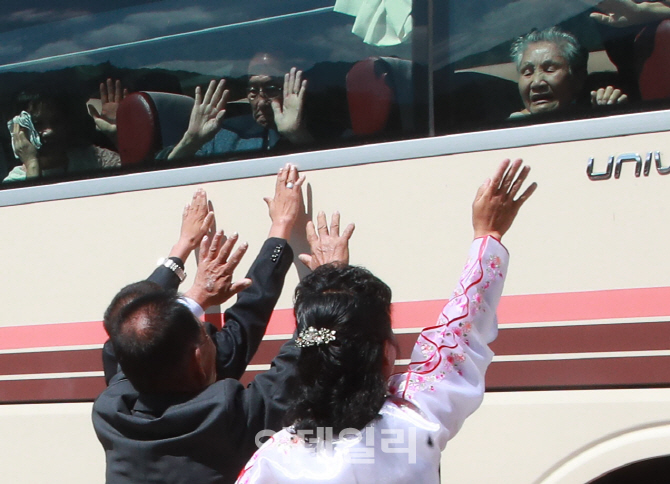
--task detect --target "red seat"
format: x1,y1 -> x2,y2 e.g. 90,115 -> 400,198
346,57 -> 394,136
346,56 -> 414,137
117,92 -> 193,165
637,20 -> 670,100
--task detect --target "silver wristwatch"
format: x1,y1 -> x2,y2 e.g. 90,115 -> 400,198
157,258 -> 186,282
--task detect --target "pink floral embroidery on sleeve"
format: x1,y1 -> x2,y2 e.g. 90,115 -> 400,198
393,238 -> 504,400
486,255 -> 503,280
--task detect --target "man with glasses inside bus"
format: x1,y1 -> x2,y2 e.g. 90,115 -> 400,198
165,53 -> 313,161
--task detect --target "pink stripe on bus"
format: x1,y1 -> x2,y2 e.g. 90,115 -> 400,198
0,322 -> 108,351
1,287 -> 670,350
497,286 -> 670,324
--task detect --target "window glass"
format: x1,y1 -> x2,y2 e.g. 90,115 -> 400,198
433,0 -> 670,134
0,0 -> 422,187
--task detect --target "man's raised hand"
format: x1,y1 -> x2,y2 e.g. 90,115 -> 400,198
265,163 -> 306,239
169,80 -> 229,159
88,78 -> 128,144
184,231 -> 251,310
272,68 -> 313,144
169,188 -> 215,261
472,159 -> 537,240
298,211 -> 355,270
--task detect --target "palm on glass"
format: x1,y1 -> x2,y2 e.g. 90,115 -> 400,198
169,79 -> 229,160
299,211 -> 355,270
264,163 -> 306,240
186,80 -> 229,145
88,79 -> 127,132
170,188 -> 215,261
272,68 -> 310,142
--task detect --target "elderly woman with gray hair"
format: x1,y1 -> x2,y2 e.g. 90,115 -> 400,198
510,26 -> 628,118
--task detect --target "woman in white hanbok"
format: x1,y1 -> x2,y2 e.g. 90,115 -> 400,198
236,159 -> 536,484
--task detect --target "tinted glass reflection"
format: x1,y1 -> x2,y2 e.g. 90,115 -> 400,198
0,0 -> 420,186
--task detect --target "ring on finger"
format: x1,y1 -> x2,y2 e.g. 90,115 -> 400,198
286,182 -> 294,189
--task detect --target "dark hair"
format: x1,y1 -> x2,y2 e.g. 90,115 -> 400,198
10,85 -> 95,145
285,264 -> 394,435
103,280 -> 163,336
111,291 -> 201,393
12,88 -> 70,120
510,27 -> 588,77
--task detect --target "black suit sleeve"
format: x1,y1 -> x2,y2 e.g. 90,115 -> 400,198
208,237 -> 293,381
221,337 -> 300,480
101,342 -> 118,385
102,257 -> 186,385
147,257 -> 184,290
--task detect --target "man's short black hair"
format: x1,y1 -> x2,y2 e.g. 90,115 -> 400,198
111,291 -> 201,393
103,280 -> 163,336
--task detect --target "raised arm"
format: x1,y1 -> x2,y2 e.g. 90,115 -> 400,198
10,122 -> 41,179
147,188 -> 214,289
224,334 -> 301,480
271,68 -> 314,145
168,80 -> 229,160
87,78 -> 128,147
388,159 -> 536,450
591,0 -> 670,27
103,188 -> 214,383
264,163 -> 306,239
233,209 -> 358,481
191,163 -> 305,380
298,210 -> 355,270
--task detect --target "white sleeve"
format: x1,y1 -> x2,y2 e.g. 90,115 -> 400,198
178,296 -> 205,319
387,236 -> 508,450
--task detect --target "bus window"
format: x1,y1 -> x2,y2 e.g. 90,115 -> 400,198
0,1 -> 425,188
432,1 -> 670,134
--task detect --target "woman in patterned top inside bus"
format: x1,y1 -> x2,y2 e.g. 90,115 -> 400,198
235,159 -> 537,483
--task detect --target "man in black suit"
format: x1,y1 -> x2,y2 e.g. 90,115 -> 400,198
100,186 -> 214,382
93,164 -> 307,483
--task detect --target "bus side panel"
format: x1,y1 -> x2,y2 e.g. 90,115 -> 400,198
2,132 -> 670,482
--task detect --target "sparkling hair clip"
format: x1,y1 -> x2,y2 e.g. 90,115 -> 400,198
295,326 -> 337,348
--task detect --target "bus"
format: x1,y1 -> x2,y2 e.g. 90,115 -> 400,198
1,1 -> 669,482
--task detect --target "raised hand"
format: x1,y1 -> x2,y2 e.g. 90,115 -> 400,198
11,123 -> 40,177
298,211 -> 355,270
271,68 -> 313,144
169,188 -> 215,261
265,163 -> 306,239
591,85 -> 629,106
590,0 -> 670,27
169,80 -> 229,159
88,78 -> 128,144
184,231 -> 252,310
472,159 -> 537,240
